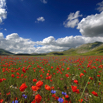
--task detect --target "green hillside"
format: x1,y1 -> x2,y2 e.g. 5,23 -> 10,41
47,41 -> 103,56
0,49 -> 14,55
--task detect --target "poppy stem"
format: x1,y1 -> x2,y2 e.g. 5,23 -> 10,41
80,77 -> 90,102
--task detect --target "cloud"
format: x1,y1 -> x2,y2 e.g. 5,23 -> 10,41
0,33 -> 36,54
96,1 -> 103,12
40,0 -> 47,4
35,45 -> 69,53
1,33 -> 103,54
63,11 -> 82,28
0,0 -> 7,23
77,11 -> 103,37
35,17 -> 45,23
36,36 -> 103,50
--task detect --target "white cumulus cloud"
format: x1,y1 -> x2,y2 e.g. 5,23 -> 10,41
36,36 -> 103,50
40,0 -> 47,4
0,0 -> 7,23
0,33 -> 36,54
1,33 -> 103,54
35,17 -> 45,23
77,11 -> 103,37
96,1 -> 103,12
63,11 -> 82,28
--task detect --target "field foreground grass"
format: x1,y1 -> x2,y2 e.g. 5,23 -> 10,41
0,56 -> 103,103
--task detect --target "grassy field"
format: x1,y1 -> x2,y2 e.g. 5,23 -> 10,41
0,55 -> 103,103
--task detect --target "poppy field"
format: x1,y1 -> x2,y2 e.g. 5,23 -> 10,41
0,56 -> 103,103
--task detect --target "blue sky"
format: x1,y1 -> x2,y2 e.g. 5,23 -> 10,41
0,0 -> 103,54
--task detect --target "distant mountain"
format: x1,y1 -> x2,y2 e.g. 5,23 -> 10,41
47,41 -> 103,56
0,48 -> 14,55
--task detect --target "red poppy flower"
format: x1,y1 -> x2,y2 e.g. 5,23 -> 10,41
19,83 -> 27,92
33,79 -> 37,82
0,99 -> 3,103
16,76 -> 19,79
51,66 -> 53,69
22,68 -> 26,73
16,72 -> 20,75
80,73 -> 84,78
0,79 -> 3,82
89,77 -> 93,80
71,85 -> 80,94
67,67 -> 70,70
91,91 -> 98,96
21,74 -> 24,77
11,74 -> 15,78
45,85 -> 51,91
6,92 -> 10,95
65,74 -> 69,77
65,94 -> 69,98
78,99 -> 83,103
2,78 -> 6,80
31,86 -> 39,91
36,81 -> 43,87
74,80 -> 78,84
97,75 -> 100,77
84,70 -> 87,73
51,86 -> 54,90
35,94 -> 42,103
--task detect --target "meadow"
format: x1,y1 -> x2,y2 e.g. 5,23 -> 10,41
0,56 -> 103,103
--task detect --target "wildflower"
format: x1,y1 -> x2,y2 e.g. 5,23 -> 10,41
80,73 -> 84,78
51,90 -> 56,94
52,94 -> 56,97
33,79 -> 37,82
74,80 -> 78,84
47,73 -> 49,76
11,74 -> 15,78
62,92 -> 67,95
45,85 -> 51,91
51,86 -> 54,90
22,68 -> 26,73
65,74 -> 69,77
91,91 -> 98,96
0,79 -> 3,82
84,70 -> 87,73
71,86 -> 80,94
67,67 -> 70,70
97,75 -> 100,77
19,83 -> 27,92
0,99 -> 3,103
2,78 -> 6,80
35,94 -> 42,103
88,82 -> 90,84
16,72 -> 20,75
12,100 -> 19,103
65,94 -> 69,98
6,92 -> 10,95
36,81 -> 43,87
89,77 -> 93,80
31,86 -> 39,91
78,99 -> 83,103
31,99 -> 36,103
22,94 -> 27,99
71,85 -> 77,92
51,66 -> 53,69
21,74 -> 24,77
16,76 -> 19,79
58,98 -> 64,103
